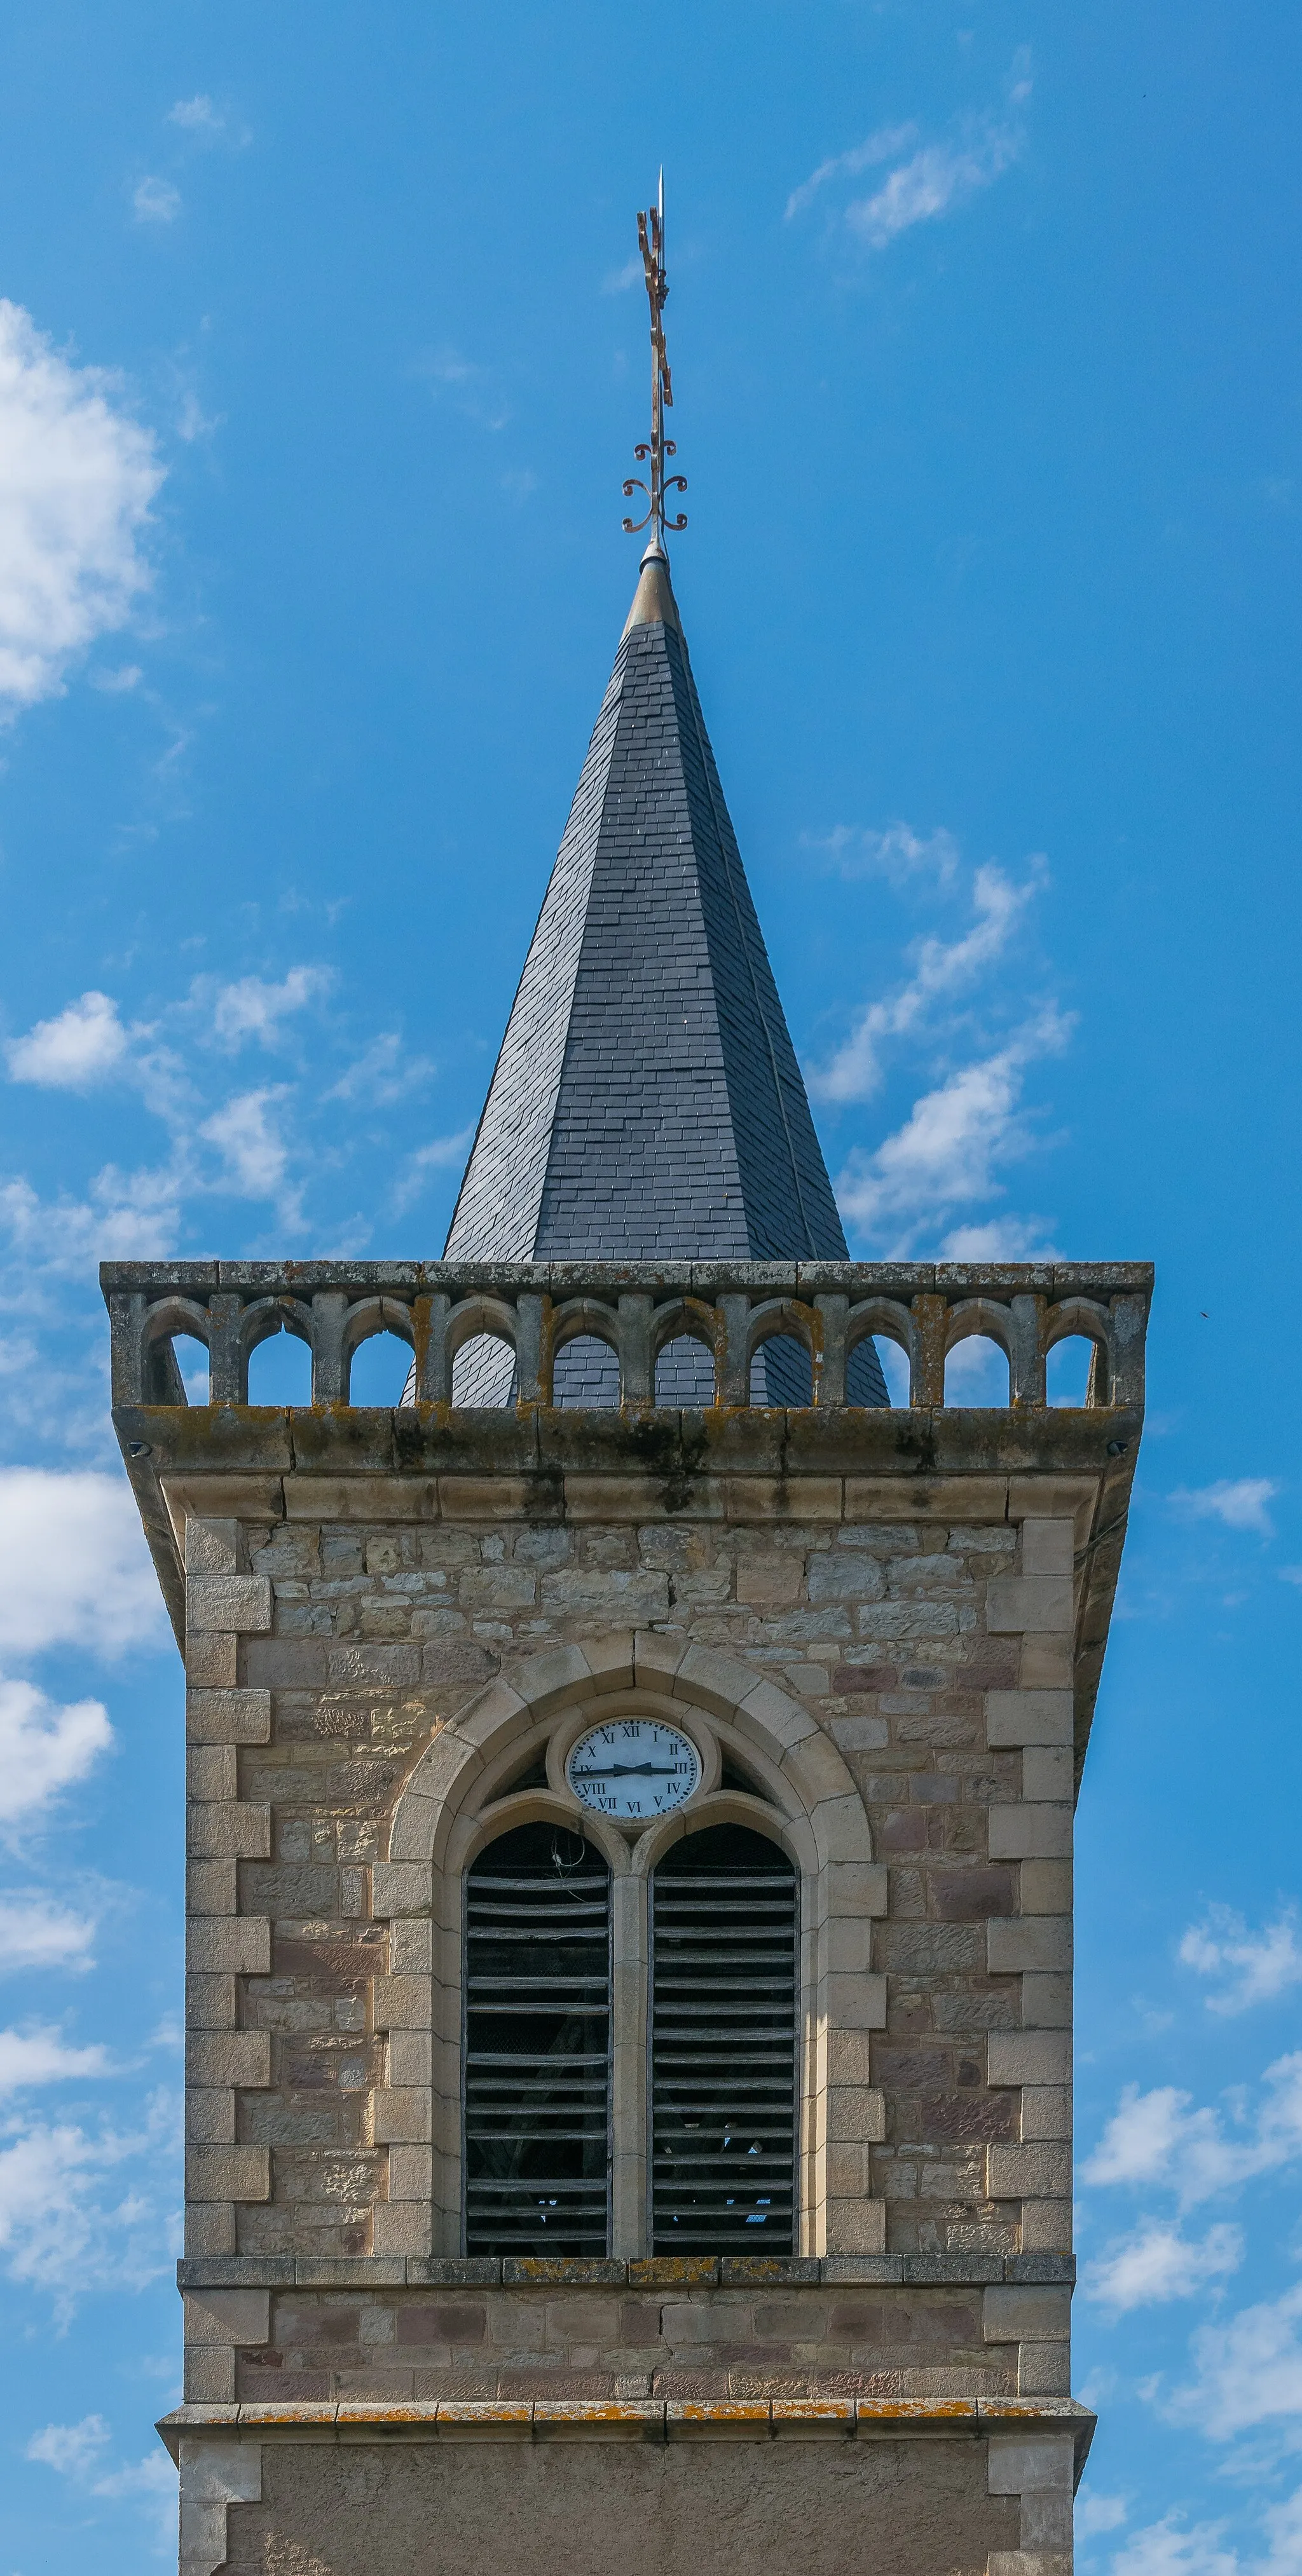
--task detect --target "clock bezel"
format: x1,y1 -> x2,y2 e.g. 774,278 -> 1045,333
547,1691 -> 718,1829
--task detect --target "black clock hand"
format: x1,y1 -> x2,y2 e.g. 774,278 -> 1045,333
572,1763 -> 683,1778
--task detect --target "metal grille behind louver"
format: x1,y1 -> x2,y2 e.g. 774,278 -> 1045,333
650,1823 -> 797,2253
464,1822 -> 610,2255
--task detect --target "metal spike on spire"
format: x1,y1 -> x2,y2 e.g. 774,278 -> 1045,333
622,170 -> 688,550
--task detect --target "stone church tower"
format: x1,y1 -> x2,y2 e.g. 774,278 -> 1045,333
106,349 -> 1148,2571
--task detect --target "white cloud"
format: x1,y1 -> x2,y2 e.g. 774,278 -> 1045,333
1170,1478 -> 1278,1536
0,1680 -> 113,1826
392,1126 -> 476,1215
326,1031 -> 435,1107
418,347 -> 510,432
812,861 -> 1043,1103
165,94 -> 231,139
941,1216 -> 1058,1260
132,177 -> 181,224
1078,2492 -> 1129,2537
1168,2282 -> 1302,2444
200,1086 -> 293,1204
0,1895 -> 97,1973
0,2026 -> 111,2092
1085,2218 -> 1242,2312
6,990 -> 128,1089
0,2089 -> 179,2300
785,125 -> 919,221
0,300 -> 162,710
27,2411 -> 111,2475
847,123 -> 1022,249
835,1008 -> 1071,1253
1111,2516 -> 1239,2576
0,1468 -> 165,1659
0,1161 -> 182,1268
1181,1908 -> 1302,2015
603,252 -> 645,293
89,661 -> 142,692
804,820 -> 960,889
211,965 -> 332,1046
1084,2059 -> 1302,2212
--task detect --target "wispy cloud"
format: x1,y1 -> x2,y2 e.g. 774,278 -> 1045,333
167,94 -> 250,148
811,859 -> 1044,1103
805,821 -> 960,891
327,1032 -> 434,1108
0,301 -> 162,711
132,177 -> 181,226
1083,2057 -> 1302,2211
603,253 -> 645,294
200,1086 -> 296,1211
835,1007 -> 1071,1255
211,965 -> 332,1047
1180,1909 -> 1302,2016
785,125 -> 919,222
786,56 -> 1032,252
0,2089 -> 180,2304
417,347 -> 510,432
27,2410 -> 175,2544
0,1894 -> 97,1975
392,1126 -> 476,1215
1170,1478 -> 1278,1537
1085,2218 -> 1242,2314
0,2027 -> 112,2092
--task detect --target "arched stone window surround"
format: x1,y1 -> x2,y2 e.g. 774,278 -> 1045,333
1044,1295 -> 1114,1405
236,1295 -> 314,1379
140,1294 -> 210,1402
943,1297 -> 1016,1405
542,1297 -> 622,1400
376,1635 -> 884,2262
845,1296 -> 917,1406
648,1295 -> 720,1389
742,1297 -> 818,1380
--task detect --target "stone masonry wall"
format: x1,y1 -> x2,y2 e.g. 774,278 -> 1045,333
180,1466 -> 1082,2416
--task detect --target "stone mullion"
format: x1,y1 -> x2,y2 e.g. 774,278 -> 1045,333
609,1872 -> 648,2257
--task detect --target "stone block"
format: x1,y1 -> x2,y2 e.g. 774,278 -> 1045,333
184,2344 -> 235,2402
824,2195 -> 887,2254
186,2031 -> 271,2088
1017,2345 -> 1073,2398
186,1630 -> 239,1687
184,2287 -> 271,2345
186,1689 -> 271,1745
988,1806 -> 1072,1860
1018,2200 -> 1073,2252
988,2033 -> 1072,2087
985,1580 -> 1073,1635
188,1801 -> 272,1860
1021,1974 -> 1072,2028
987,2144 -> 1072,2200
931,1867 -> 1017,1922
188,1745 -> 237,1802
187,1858 -> 236,1916
186,2088 -> 235,2143
825,1862 -> 889,1918
1020,2088 -> 1071,2141
986,2433 -> 1075,2493
373,2089 -> 431,2143
1019,1862 -> 1073,1915
827,2086 -> 886,2144
458,1567 -> 538,1611
540,1569 -> 670,1620
327,1641 -> 421,1687
1020,1522 -> 1073,1578
188,1575 -> 273,1635
825,1972 -> 887,2031
372,1863 -> 434,1919
581,1632 -> 637,1690
987,1919 -> 1071,1974
807,1554 -> 886,1604
186,1518 -> 240,1575
372,1977 -> 428,2029
736,1553 -> 804,1605
1023,1747 -> 1072,1803
186,1918 -> 271,1975
985,1692 -> 1072,1748
373,2204 -> 433,2255
725,1476 -> 842,1520
982,2286 -> 1071,2343
186,2144 -> 270,2202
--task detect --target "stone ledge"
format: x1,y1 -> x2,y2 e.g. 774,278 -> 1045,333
175,2252 -> 1076,2293
157,2395 -> 1095,2471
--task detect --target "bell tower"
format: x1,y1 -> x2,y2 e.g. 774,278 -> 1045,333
107,188 -> 1149,2576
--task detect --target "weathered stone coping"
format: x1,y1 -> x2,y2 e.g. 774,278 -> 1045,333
157,2395 -> 1095,2477
177,2252 -> 1076,2292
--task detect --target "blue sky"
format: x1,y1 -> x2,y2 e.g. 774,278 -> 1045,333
0,3 -> 1299,2566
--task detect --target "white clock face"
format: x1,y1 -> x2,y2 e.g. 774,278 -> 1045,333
565,1718 -> 702,1820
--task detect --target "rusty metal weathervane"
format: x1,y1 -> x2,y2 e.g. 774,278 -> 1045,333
621,172 -> 687,549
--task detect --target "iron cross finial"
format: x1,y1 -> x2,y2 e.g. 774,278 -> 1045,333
622,170 -> 688,549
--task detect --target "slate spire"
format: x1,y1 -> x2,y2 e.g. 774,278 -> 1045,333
441,541 -> 887,1407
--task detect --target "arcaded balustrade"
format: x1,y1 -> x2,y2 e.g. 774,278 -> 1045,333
101,1260 -> 1150,1414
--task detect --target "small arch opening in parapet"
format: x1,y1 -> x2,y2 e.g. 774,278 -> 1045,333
875,1342 -> 911,1407
552,1335 -> 620,1407
1048,1335 -> 1105,1407
943,1335 -> 1011,1407
452,1333 -> 517,1406
174,1333 -> 209,1403
655,1334 -> 715,1407
247,1330 -> 312,1407
751,1335 -> 812,1407
350,1332 -> 417,1407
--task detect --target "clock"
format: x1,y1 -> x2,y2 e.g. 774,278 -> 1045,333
565,1717 -> 702,1820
